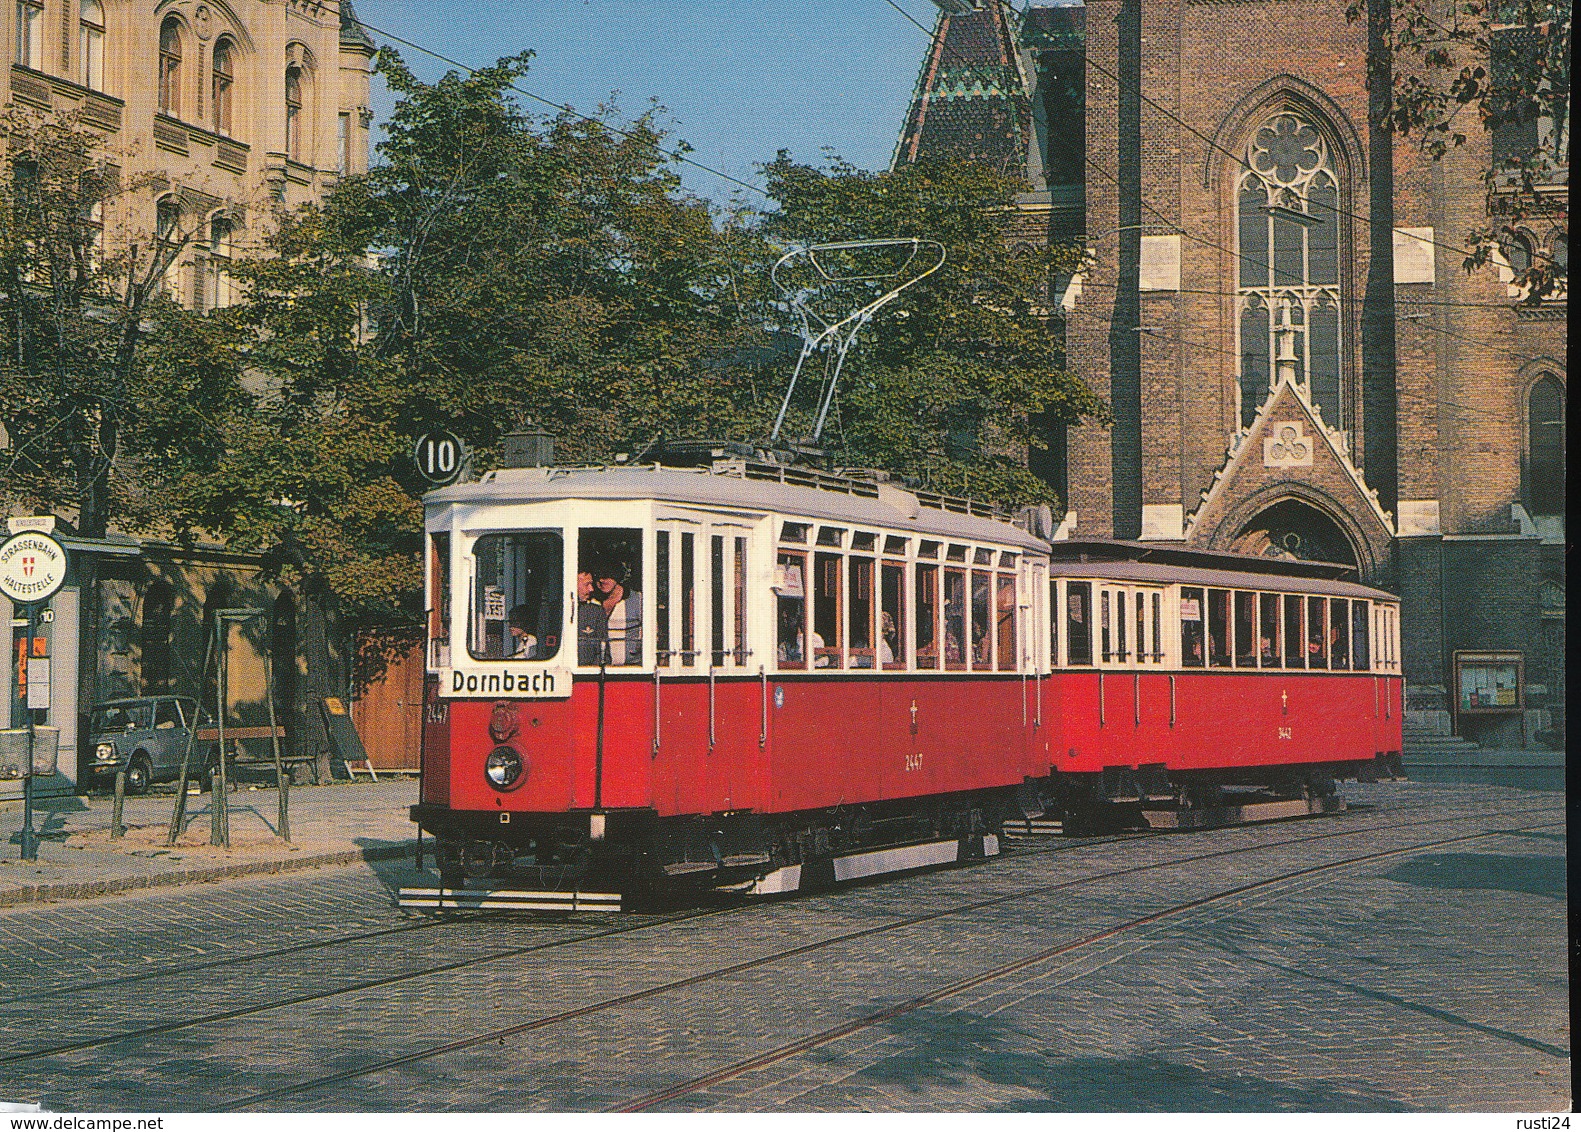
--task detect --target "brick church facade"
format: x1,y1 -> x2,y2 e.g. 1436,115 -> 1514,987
897,0 -> 1566,746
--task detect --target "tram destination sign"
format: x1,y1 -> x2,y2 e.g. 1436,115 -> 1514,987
0,530 -> 68,605
439,664 -> 573,699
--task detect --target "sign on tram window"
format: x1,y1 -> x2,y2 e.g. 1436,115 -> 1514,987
1454,651 -> 1523,714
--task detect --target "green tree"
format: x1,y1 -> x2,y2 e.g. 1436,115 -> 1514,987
0,109 -> 239,539
755,153 -> 1104,507
1350,0 -> 1569,297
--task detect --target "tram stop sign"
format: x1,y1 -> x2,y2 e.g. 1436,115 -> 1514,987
413,430 -> 466,486
0,529 -> 68,606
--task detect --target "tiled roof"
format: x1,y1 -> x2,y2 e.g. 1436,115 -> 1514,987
893,1 -> 1031,174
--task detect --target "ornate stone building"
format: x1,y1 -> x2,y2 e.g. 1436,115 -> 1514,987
1,1 -> 374,792
4,0 -> 373,307
898,0 -> 1566,746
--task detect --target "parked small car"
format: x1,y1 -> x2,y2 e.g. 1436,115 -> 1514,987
86,696 -> 213,794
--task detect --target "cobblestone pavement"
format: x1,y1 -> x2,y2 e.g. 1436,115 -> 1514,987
0,780 -> 1566,1113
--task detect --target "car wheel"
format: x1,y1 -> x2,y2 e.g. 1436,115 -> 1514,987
124,755 -> 152,796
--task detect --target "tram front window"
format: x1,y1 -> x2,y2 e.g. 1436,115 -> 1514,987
470,531 -> 564,661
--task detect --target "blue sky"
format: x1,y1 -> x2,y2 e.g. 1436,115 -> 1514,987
351,1 -> 942,205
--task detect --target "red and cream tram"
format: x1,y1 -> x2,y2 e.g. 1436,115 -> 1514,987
411,454 -> 1402,899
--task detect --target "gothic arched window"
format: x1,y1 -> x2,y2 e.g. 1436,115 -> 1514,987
1527,374 -> 1565,515
1235,109 -> 1344,430
79,0 -> 105,91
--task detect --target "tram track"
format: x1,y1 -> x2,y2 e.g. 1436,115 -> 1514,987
611,811 -> 1569,1111
186,800 -> 1560,1111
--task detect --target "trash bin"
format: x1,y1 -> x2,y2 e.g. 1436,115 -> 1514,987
0,727 -> 60,778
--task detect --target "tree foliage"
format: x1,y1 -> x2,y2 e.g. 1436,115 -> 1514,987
1349,0 -> 1570,298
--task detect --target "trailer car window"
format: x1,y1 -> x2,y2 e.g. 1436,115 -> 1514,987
1208,589 -> 1232,668
1259,592 -> 1281,667
1048,579 -> 1060,666
1234,591 -> 1256,667
1180,587 -> 1204,667
1136,591 -> 1146,664
711,535 -> 727,667
469,531 -> 563,662
1284,594 -> 1305,667
1151,592 -> 1163,662
1330,598 -> 1350,670
1352,601 -> 1369,670
1306,596 -> 1328,668
1067,582 -> 1092,665
680,533 -> 696,666
1100,590 -> 1111,662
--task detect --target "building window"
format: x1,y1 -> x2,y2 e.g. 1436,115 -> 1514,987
202,216 -> 235,311
1527,374 -> 1565,514
15,0 -> 43,69
1235,109 -> 1345,430
79,0 -> 104,89
212,36 -> 235,136
158,17 -> 183,118
338,111 -> 351,173
285,63 -> 304,161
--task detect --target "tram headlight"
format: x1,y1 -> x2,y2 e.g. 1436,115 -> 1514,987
484,745 -> 526,791
95,742 -> 117,762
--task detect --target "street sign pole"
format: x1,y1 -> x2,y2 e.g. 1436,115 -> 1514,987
21,600 -> 37,861
0,528 -> 70,863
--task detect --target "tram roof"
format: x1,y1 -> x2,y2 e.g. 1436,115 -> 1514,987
1047,540 -> 1394,600
425,464 -> 1049,551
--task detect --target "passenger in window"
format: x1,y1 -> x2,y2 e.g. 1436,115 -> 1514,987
508,604 -> 538,658
1260,635 -> 1275,664
596,566 -> 642,666
879,611 -> 898,666
576,570 -> 610,666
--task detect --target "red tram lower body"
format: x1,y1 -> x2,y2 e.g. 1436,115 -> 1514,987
413,670 -> 1402,890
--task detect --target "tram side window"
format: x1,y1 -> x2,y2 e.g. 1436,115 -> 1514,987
1284,594 -> 1305,668
579,527 -> 644,666
849,556 -> 875,669
775,551 -> 808,668
814,552 -> 843,668
996,574 -> 1017,671
680,533 -> 696,667
1259,592 -> 1281,667
1207,589 -> 1232,668
1330,598 -> 1350,670
429,532 -> 450,667
1135,592 -> 1146,664
1180,587 -> 1204,667
943,569 -> 967,669
880,561 -> 905,669
1067,582 -> 1092,665
711,536 -> 727,667
1234,591 -> 1256,667
1115,591 -> 1128,662
734,537 -> 748,665
915,563 -> 939,669
1352,601 -> 1370,670
1099,590 -> 1111,662
970,571 -> 992,668
656,533 -> 671,664
1048,579 -> 1060,666
1306,596 -> 1328,668
470,530 -> 564,662
1151,592 -> 1163,662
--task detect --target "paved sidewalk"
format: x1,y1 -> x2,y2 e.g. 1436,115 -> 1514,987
1402,746 -> 1565,768
0,779 -> 418,906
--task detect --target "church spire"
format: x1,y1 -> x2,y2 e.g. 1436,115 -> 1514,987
892,0 -> 1031,175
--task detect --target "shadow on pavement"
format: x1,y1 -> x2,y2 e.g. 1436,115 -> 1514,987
1382,852 -> 1566,901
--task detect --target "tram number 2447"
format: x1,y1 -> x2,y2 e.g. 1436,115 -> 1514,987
905,753 -> 925,772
